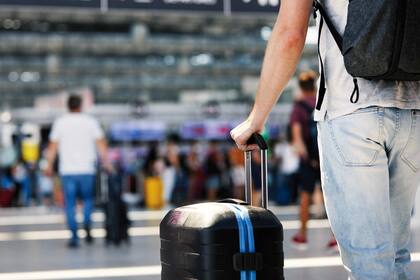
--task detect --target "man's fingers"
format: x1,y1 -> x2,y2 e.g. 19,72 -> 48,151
234,136 -> 250,151
237,144 -> 247,151
246,144 -> 259,151
230,120 -> 258,151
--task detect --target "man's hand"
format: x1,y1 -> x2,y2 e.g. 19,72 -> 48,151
230,118 -> 262,151
294,141 -> 309,159
102,161 -> 115,174
96,138 -> 114,174
291,123 -> 308,159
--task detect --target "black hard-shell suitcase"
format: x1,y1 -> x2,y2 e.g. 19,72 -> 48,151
102,172 -> 130,246
160,134 -> 284,280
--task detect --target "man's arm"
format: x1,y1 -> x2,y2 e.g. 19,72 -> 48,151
45,141 -> 58,176
231,0 -> 313,150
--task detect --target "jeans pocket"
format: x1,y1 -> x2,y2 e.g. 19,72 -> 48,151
401,110 -> 420,172
327,107 -> 382,167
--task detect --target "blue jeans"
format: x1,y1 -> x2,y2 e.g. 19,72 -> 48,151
19,177 -> 32,206
318,107 -> 420,280
61,174 -> 95,241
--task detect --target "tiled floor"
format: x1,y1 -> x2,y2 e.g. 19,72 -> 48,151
0,203 -> 419,280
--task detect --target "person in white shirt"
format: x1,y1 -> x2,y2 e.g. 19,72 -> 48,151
46,95 -> 112,248
231,0 -> 420,278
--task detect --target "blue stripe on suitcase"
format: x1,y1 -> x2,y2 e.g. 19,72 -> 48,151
235,205 -> 257,280
226,204 -> 258,280
225,204 -> 249,280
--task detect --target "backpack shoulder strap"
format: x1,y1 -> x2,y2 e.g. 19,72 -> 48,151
313,0 -> 361,110
313,0 -> 345,110
313,0 -> 343,52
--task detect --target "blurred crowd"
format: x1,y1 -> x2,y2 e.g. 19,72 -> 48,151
0,70 -> 322,214
0,136 -> 302,209
127,136 -> 301,208
0,146 -> 55,208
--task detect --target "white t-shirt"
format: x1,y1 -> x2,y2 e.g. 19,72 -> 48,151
50,113 -> 104,175
314,0 -> 420,121
274,143 -> 300,175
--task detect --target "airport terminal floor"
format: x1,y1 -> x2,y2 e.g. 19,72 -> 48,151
0,206 -> 419,280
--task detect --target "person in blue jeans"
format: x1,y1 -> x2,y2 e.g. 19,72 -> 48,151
61,175 -> 95,244
231,0 -> 420,278
46,95 -> 112,248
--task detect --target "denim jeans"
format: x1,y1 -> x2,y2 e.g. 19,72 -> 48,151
19,177 -> 32,207
318,107 -> 420,280
61,174 -> 95,241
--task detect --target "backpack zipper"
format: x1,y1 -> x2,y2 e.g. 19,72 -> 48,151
350,78 -> 360,104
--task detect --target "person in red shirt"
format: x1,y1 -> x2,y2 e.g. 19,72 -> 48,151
289,71 -> 319,249
289,71 -> 337,250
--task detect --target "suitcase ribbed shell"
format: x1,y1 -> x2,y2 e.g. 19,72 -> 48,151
160,202 -> 284,280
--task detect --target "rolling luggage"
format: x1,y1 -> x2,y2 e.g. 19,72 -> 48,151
0,188 -> 14,207
0,175 -> 15,207
160,134 -> 284,280
144,176 -> 164,209
102,172 -> 130,246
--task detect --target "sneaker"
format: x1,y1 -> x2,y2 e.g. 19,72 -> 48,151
291,233 -> 308,250
67,239 -> 79,249
326,238 -> 339,253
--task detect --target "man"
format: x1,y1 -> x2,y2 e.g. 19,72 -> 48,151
46,95 -> 111,248
231,0 -> 420,278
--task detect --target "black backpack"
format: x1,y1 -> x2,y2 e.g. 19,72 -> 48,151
313,0 -> 420,110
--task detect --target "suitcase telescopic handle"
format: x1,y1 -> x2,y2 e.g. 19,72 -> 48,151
245,133 -> 269,209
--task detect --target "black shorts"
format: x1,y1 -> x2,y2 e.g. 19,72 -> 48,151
297,161 -> 320,194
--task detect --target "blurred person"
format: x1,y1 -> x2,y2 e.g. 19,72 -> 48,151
162,141 -> 179,204
162,160 -> 176,205
251,150 -> 262,206
0,168 -> 15,207
143,144 -> 165,177
288,70 -> 329,249
203,141 -> 224,201
38,154 -> 54,207
9,165 -> 22,207
186,142 -> 206,202
0,143 -> 18,207
0,143 -> 18,170
231,0 -> 420,278
143,144 -> 165,209
27,162 -> 40,205
170,154 -> 190,206
218,151 -> 233,199
46,95 -> 112,248
273,129 -> 300,205
12,160 -> 32,206
228,146 -> 245,200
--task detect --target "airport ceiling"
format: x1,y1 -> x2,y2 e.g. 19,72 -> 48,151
0,0 -> 281,30
0,1 -> 317,40
0,1 -> 318,108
